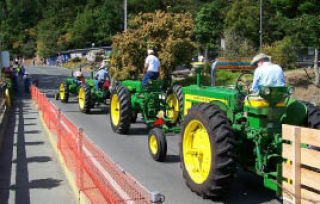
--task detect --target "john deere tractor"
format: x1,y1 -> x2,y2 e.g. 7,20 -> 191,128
78,76 -> 111,113
109,80 -> 183,136
58,70 -> 85,103
147,63 -> 320,198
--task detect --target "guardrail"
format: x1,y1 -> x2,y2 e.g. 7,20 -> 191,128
31,85 -> 152,204
282,124 -> 320,203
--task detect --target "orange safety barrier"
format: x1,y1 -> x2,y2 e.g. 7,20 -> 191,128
31,85 -> 151,204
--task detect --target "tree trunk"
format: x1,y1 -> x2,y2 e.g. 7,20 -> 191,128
314,48 -> 320,86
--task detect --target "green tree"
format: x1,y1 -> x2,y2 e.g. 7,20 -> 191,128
111,11 -> 196,84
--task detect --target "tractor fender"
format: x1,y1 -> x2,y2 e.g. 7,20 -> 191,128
281,98 -> 307,126
209,100 -> 233,121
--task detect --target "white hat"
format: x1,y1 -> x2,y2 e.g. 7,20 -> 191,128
251,53 -> 271,65
147,49 -> 154,55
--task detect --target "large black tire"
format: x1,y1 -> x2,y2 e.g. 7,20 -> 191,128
166,85 -> 184,126
60,82 -> 69,103
110,85 -> 131,134
131,111 -> 138,123
78,84 -> 92,113
148,128 -> 167,162
180,103 -> 235,198
305,103 -> 320,129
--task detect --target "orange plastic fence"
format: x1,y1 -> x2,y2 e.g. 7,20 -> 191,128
31,85 -> 151,204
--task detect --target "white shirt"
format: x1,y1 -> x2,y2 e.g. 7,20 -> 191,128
145,55 -> 160,72
251,62 -> 286,93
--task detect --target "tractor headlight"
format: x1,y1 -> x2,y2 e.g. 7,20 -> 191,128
288,87 -> 295,95
263,87 -> 271,95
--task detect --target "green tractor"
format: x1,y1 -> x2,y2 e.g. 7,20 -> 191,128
58,70 -> 85,103
147,63 -> 320,198
109,80 -> 183,136
78,76 -> 111,113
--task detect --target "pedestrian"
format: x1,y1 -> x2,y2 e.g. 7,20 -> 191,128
141,49 -> 160,88
210,58 -> 219,86
251,53 -> 286,93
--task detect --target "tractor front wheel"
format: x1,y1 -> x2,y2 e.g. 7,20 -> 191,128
78,84 -> 92,113
166,85 -> 184,126
110,85 -> 131,134
180,103 -> 235,198
148,128 -> 167,162
59,82 -> 69,103
5,88 -> 12,108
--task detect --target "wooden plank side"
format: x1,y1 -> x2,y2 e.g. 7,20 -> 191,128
283,143 -> 320,169
283,163 -> 320,190
293,127 -> 301,204
283,182 -> 320,204
282,144 -> 320,169
282,125 -> 320,148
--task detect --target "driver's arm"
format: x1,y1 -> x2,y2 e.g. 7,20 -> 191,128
251,70 -> 260,93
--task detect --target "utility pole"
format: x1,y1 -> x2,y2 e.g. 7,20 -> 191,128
259,0 -> 263,50
124,0 -> 127,31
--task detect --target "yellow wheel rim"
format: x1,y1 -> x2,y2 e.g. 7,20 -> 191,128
149,135 -> 158,155
166,93 -> 179,124
111,94 -> 120,126
5,89 -> 11,107
183,119 -> 212,184
59,83 -> 65,100
78,87 -> 85,110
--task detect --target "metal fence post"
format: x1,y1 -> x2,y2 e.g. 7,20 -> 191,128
78,128 -> 84,195
57,108 -> 61,149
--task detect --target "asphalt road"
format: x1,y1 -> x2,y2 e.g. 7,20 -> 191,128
27,65 -> 280,204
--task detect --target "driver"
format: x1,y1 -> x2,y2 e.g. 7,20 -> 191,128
251,53 -> 286,93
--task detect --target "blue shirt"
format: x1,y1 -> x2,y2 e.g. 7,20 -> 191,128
251,62 -> 286,93
145,55 -> 160,72
96,69 -> 109,81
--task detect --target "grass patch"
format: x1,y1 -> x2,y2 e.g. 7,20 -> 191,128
173,71 -> 242,87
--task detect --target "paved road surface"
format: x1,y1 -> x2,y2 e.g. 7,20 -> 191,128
27,66 -> 280,204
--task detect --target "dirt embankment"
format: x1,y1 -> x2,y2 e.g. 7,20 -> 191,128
285,69 -> 320,105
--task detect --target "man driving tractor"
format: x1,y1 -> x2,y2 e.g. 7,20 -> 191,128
95,62 -> 110,90
141,49 -> 160,88
251,53 -> 286,93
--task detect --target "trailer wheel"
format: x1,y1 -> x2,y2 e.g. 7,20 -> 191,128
110,85 -> 131,134
60,82 -> 69,103
180,103 -> 235,198
148,128 -> 167,162
78,84 -> 91,113
166,85 -> 184,126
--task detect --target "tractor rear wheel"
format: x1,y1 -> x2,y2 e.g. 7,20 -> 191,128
305,103 -> 320,129
110,85 -> 131,134
166,85 -> 184,126
131,111 -> 137,123
5,88 -> 12,108
180,103 -> 235,198
78,84 -> 92,113
60,82 -> 69,103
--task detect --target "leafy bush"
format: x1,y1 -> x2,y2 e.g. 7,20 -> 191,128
111,11 -> 196,84
263,37 -> 298,69
71,57 -> 81,63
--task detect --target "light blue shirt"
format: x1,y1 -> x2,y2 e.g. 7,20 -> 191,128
251,62 -> 286,93
145,55 -> 160,72
96,69 -> 109,81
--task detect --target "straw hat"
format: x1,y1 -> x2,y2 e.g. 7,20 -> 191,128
251,53 -> 271,65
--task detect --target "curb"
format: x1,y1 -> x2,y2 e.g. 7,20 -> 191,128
35,103 -> 90,204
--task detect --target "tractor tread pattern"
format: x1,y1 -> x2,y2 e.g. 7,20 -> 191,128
110,85 -> 131,134
306,102 -> 320,129
166,85 -> 184,125
180,103 -> 236,198
80,84 -> 92,113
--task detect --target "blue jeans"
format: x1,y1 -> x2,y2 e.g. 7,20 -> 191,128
141,72 -> 159,88
96,80 -> 103,90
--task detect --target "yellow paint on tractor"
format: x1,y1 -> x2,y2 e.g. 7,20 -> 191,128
5,88 -> 11,107
149,134 -> 158,155
78,87 -> 85,110
59,83 -> 65,100
245,97 -> 286,108
111,94 -> 120,126
184,94 -> 228,115
166,93 -> 179,123
183,119 -> 212,184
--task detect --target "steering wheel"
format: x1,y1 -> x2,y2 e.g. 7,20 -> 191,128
235,72 -> 253,96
